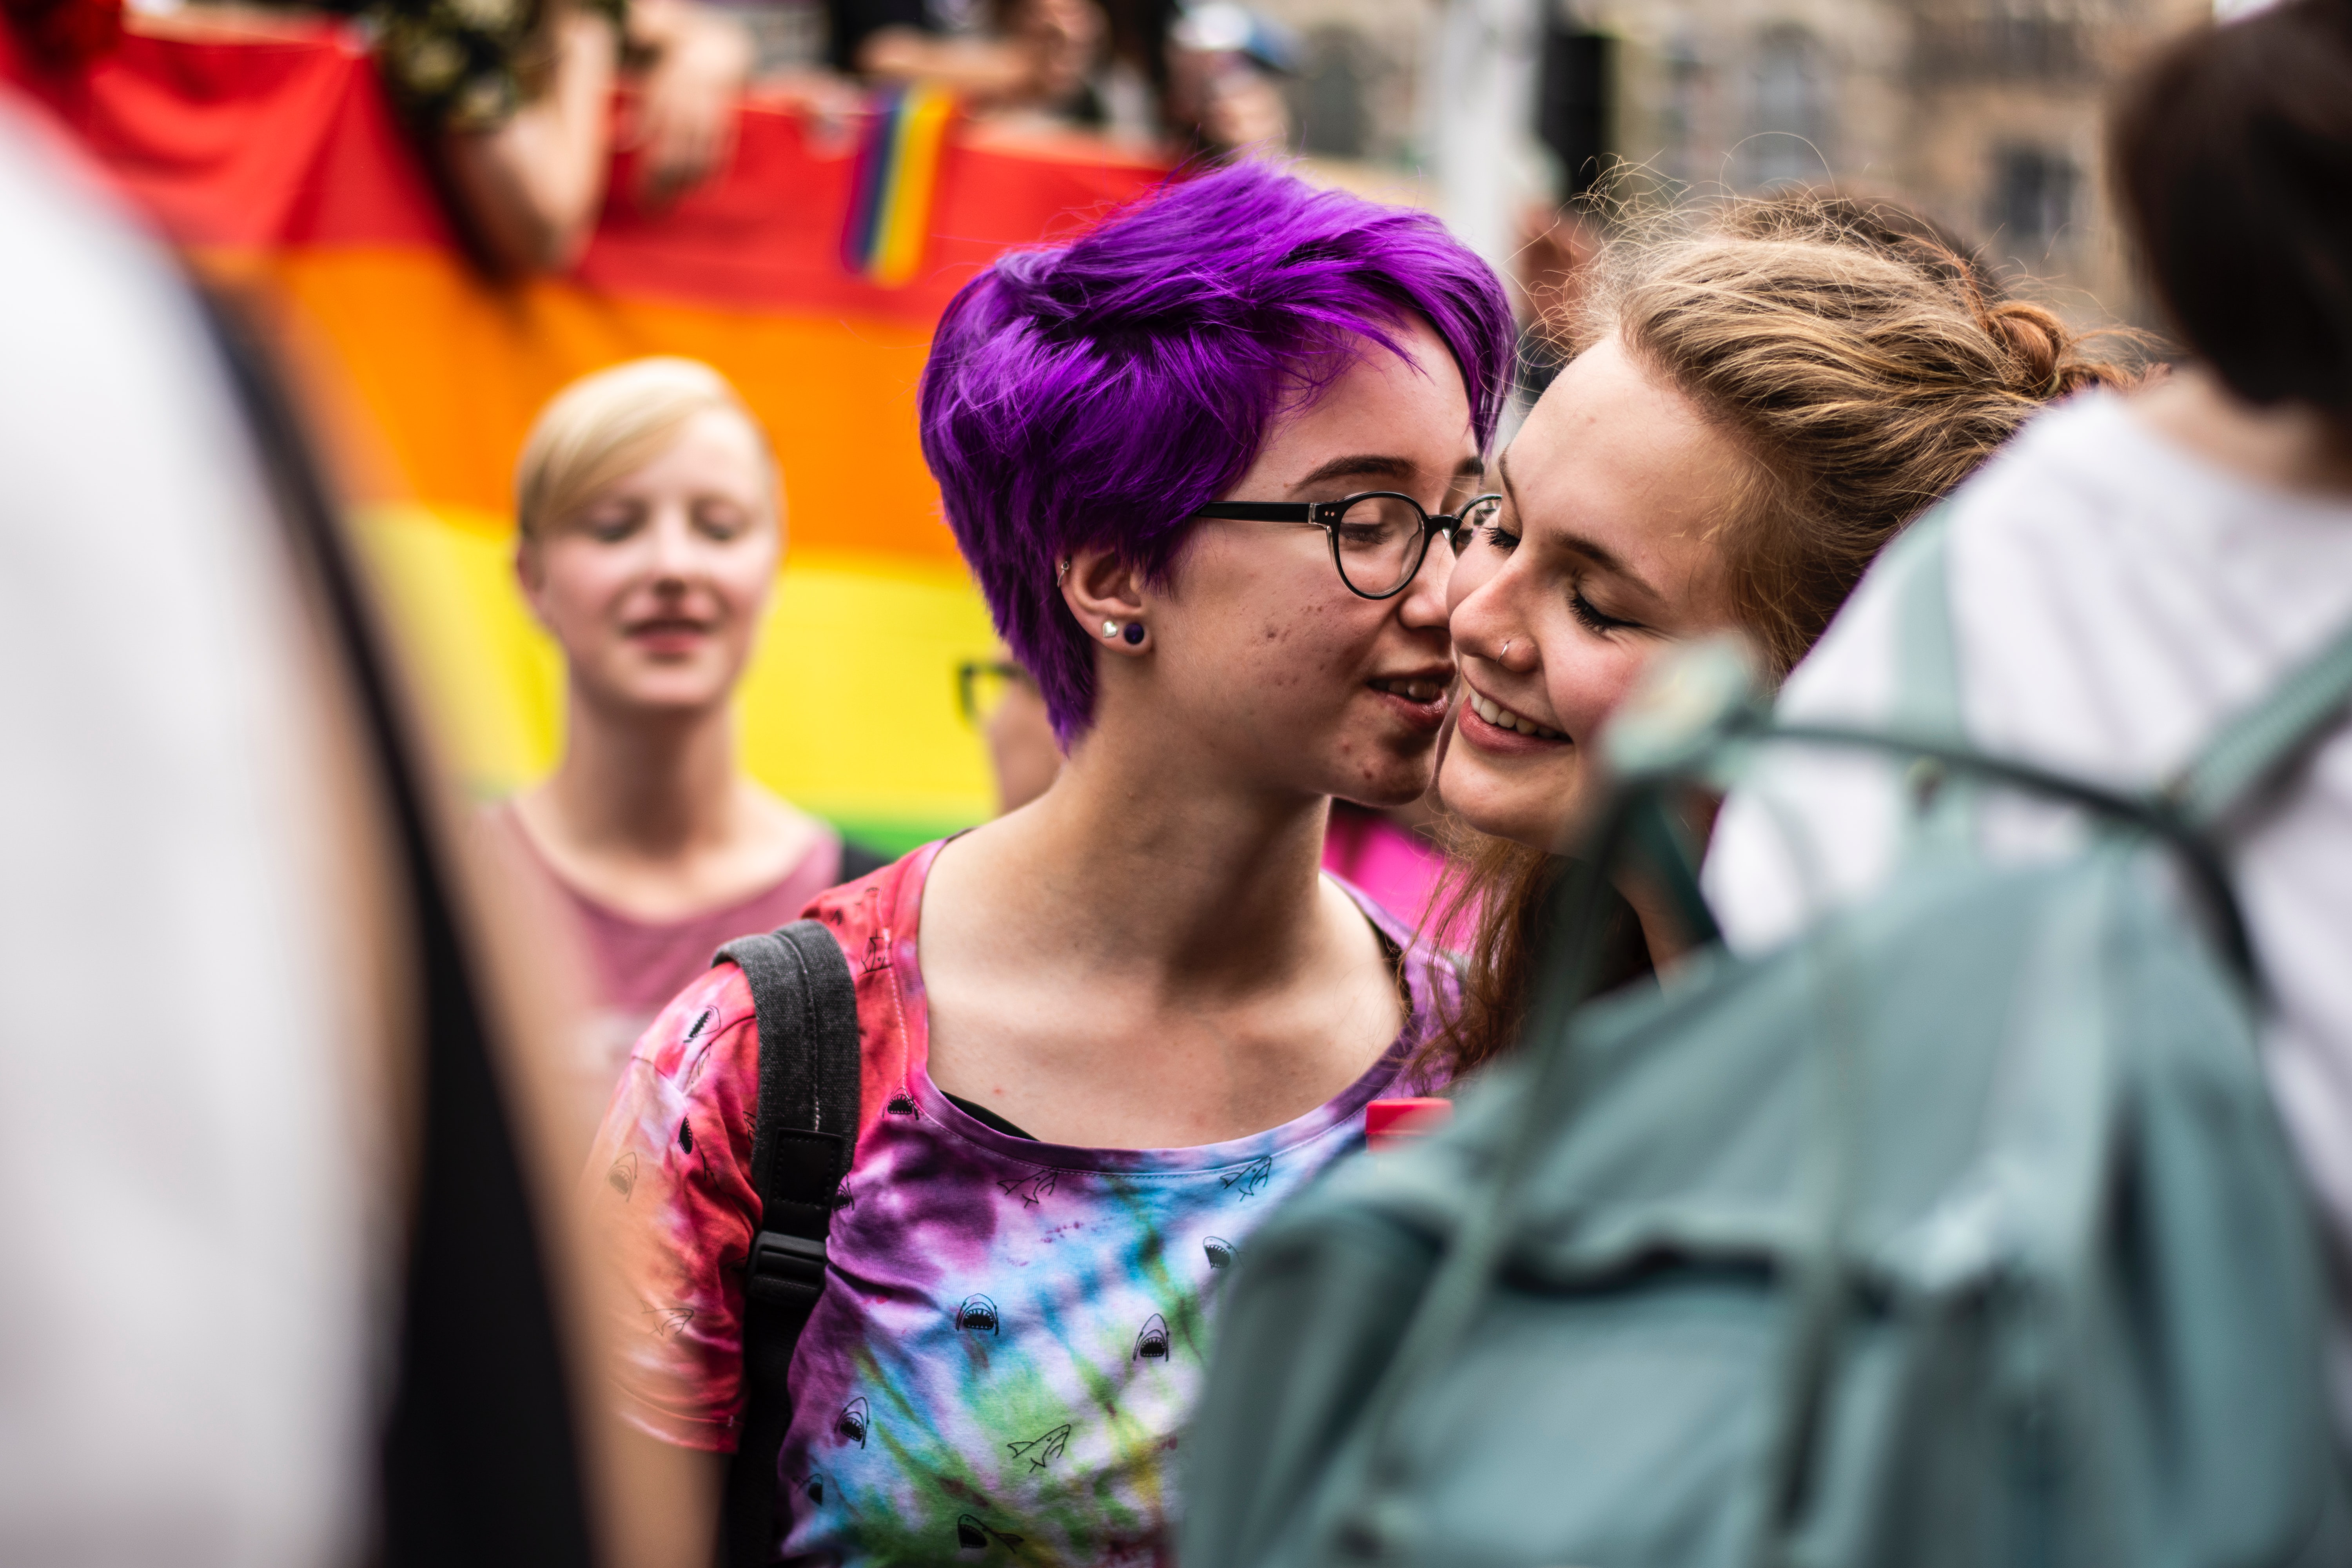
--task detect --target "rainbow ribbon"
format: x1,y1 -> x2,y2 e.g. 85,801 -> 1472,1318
840,83 -> 959,288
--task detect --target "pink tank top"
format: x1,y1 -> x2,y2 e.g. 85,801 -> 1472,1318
494,802 -> 846,1122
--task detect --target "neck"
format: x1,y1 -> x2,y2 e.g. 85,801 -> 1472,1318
1617,869 -> 1693,972
953,709 -> 1339,1000
2134,365 -> 2352,498
1613,791 -> 1722,973
541,686 -> 741,859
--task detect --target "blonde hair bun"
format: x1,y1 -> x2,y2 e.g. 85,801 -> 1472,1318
1569,190 -> 2135,673
515,358 -> 773,538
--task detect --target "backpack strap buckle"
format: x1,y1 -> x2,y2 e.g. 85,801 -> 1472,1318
745,1229 -> 828,1307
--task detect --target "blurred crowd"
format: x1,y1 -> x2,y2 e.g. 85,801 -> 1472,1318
89,0 -> 1301,271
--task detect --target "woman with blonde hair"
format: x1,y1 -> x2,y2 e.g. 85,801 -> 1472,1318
1426,193 -> 2133,1078
498,358 -> 879,1120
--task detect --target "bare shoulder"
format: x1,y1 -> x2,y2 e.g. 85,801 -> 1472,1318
735,779 -> 827,871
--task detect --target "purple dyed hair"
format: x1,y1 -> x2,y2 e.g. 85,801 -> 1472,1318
919,162 -> 1516,745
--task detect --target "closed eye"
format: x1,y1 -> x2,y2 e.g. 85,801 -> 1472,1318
693,499 -> 753,540
581,500 -> 645,543
1570,588 -> 1641,634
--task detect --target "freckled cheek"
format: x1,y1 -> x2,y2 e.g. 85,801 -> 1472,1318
1220,599 -> 1348,688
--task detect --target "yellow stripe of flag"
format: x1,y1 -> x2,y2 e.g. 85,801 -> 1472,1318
872,86 -> 956,287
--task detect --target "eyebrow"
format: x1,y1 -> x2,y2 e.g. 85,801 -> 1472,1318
1495,448 -> 1666,605
1294,451 -> 1491,496
1294,452 -> 1420,488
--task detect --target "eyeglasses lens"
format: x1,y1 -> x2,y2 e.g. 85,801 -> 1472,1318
961,662 -> 1013,726
1334,494 -> 1428,596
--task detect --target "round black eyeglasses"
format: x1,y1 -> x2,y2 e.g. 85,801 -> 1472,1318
1192,491 -> 1504,600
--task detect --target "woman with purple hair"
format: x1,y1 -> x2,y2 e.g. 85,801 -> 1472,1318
584,161 -> 1515,1564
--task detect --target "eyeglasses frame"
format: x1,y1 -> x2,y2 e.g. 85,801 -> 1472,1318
956,658 -> 1034,725
1191,490 -> 1504,601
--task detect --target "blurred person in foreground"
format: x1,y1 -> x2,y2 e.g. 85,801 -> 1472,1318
585,161 -> 1513,1565
0,93 -> 705,1567
1704,0 -> 2352,1436
0,93 -> 377,1567
497,358 -> 882,1133
1421,192 -> 2132,1079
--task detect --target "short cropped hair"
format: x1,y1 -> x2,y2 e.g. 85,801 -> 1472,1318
2111,0 -> 2352,412
919,163 -> 1516,744
516,357 -> 774,539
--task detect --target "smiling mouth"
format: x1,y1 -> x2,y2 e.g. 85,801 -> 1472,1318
1370,676 -> 1449,704
1467,689 -> 1566,740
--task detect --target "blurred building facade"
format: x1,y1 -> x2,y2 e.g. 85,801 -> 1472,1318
1599,0 -> 2208,319
1263,0 -> 2211,325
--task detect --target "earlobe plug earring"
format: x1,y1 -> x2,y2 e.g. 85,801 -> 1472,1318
1122,621 -> 1145,646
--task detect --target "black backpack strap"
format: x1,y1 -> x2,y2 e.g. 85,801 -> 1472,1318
711,919 -> 863,1568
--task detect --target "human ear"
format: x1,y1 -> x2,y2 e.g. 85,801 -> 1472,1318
513,534 -> 553,625
1060,542 -> 1152,654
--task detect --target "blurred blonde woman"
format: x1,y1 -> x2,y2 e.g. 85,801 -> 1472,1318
498,358 -> 880,1122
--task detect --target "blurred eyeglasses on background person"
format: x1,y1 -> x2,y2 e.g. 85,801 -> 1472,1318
958,657 -> 1037,726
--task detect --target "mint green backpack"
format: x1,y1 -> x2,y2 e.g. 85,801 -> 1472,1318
1183,519 -> 2352,1568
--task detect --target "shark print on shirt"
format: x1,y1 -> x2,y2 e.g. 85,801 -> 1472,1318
586,841 -> 1453,1566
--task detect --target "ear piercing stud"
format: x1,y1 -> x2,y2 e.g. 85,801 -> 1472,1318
1103,620 -> 1146,645
1103,620 -> 1120,639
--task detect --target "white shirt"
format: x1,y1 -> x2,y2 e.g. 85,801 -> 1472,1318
1706,390 -> 2352,1424
0,111 -> 371,1563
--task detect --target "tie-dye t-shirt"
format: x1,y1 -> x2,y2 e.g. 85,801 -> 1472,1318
588,839 -> 1452,1566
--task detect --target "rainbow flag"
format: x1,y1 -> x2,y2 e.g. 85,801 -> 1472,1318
2,26 -> 1164,850
841,84 -> 959,288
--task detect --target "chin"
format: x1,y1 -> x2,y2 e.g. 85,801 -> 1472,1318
608,683 -> 731,716
1325,756 -> 1437,811
1439,758 -> 1573,853
1331,780 -> 1426,811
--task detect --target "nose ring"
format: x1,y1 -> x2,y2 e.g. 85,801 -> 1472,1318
1501,638 -> 1514,658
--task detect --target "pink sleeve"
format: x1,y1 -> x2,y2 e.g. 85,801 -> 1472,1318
584,964 -> 762,1452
